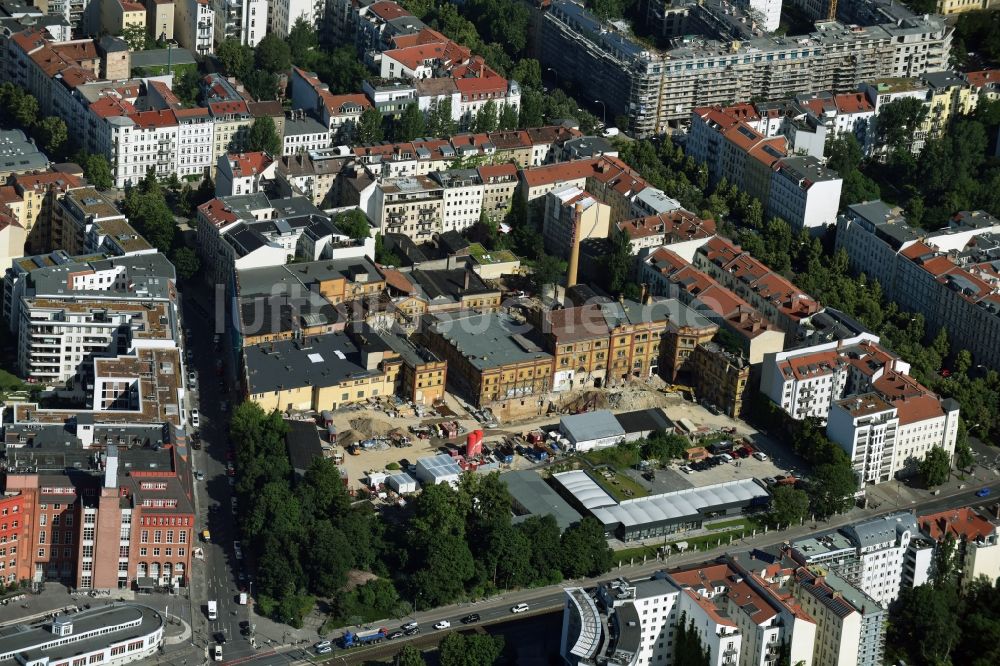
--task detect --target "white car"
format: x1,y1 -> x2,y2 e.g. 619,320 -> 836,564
212,645 -> 223,662
753,452 -> 769,461
314,640 -> 332,650
433,620 -> 451,630
188,371 -> 197,388
190,409 -> 200,428
234,542 -> 243,560
402,621 -> 418,631
510,603 -> 530,614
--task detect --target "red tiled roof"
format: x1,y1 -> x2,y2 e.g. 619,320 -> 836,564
964,70 -> 1000,88
391,28 -> 449,49
0,186 -> 21,205
11,28 -> 48,55
919,507 -> 997,542
209,101 -> 250,116
618,210 -> 716,241
322,93 -> 371,115
477,163 -> 518,180
197,198 -> 238,229
369,0 -> 411,21
90,96 -> 137,118
129,109 -> 178,129
13,170 -> 83,192
226,152 -> 273,178
833,93 -> 874,114
381,268 -> 415,294
0,208 -> 21,231
521,158 -> 601,188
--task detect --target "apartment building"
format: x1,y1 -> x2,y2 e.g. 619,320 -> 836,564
641,247 -> 785,364
691,341 -> 750,417
688,107 -> 842,231
215,151 -> 277,198
694,237 -> 821,340
1,425 -> 194,590
477,163 -> 518,220
367,174 -> 443,243
429,168 -> 484,235
0,212 -> 25,272
174,0 -> 213,54
918,507 -> 1000,587
418,311 -> 553,419
562,561 -> 819,666
213,0 -> 265,46
290,67 -> 372,139
542,186 -> 611,259
274,152 -> 347,208
827,393 -> 900,488
935,0 -> 999,15
102,0 -> 146,36
760,333 -> 901,420
7,169 -> 84,254
789,566 -> 885,666
269,0 -> 315,38
615,209 -> 716,259
792,512 -> 921,608
836,203 -> 1000,370
4,253 -> 178,383
540,0 -> 950,136
369,328 -> 447,405
50,186 -> 146,257
519,156 -> 648,223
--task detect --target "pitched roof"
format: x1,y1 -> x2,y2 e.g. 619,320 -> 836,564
919,507 -> 997,542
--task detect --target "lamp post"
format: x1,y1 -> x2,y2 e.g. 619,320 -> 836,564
593,99 -> 606,126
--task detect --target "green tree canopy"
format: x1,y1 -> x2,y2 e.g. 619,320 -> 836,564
286,17 -> 318,67
439,633 -> 505,666
357,108 -> 385,144
76,152 -> 113,190
35,116 -> 68,157
332,209 -> 372,241
255,33 -> 292,74
170,247 -> 200,280
395,103 -> 426,142
919,446 -> 952,487
245,116 -> 282,155
217,38 -> 254,80
769,485 -> 810,527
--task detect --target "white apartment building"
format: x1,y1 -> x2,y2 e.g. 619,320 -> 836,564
8,253 -> 178,382
431,169 -> 483,234
760,333 -> 901,421
281,112 -> 331,156
175,0 -> 214,55
827,393 -> 900,488
213,0 -> 266,46
742,0 -> 782,32
176,108 -> 215,178
215,151 -> 276,197
269,0 -> 314,38
767,156 -> 843,231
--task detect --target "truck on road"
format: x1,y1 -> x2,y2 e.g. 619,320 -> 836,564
341,627 -> 388,648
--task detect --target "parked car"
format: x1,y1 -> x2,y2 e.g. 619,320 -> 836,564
680,465 -> 693,474
314,641 -> 331,650
195,471 -> 205,481
387,630 -> 404,640
188,372 -> 198,388
461,613 -> 480,624
316,646 -> 332,654
977,487 -> 992,497
190,409 -> 200,428
404,627 -> 419,636
213,645 -> 223,662
433,620 -> 451,630
753,452 -> 769,461
511,603 -> 530,614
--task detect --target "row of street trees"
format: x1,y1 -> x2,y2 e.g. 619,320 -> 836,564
229,403 -> 613,626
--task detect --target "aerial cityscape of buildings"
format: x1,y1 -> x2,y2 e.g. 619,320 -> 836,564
0,0 -> 996,664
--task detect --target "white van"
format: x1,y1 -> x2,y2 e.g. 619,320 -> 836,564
207,600 -> 218,620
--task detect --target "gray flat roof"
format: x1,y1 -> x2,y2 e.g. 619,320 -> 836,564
129,48 -> 197,69
554,471 -> 770,529
244,332 -> 383,395
614,408 -> 673,434
0,604 -> 162,661
561,410 -> 625,443
426,312 -> 552,371
504,470 -> 582,531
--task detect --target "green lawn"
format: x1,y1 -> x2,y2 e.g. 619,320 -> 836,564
705,518 -> 751,531
592,469 -> 648,501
